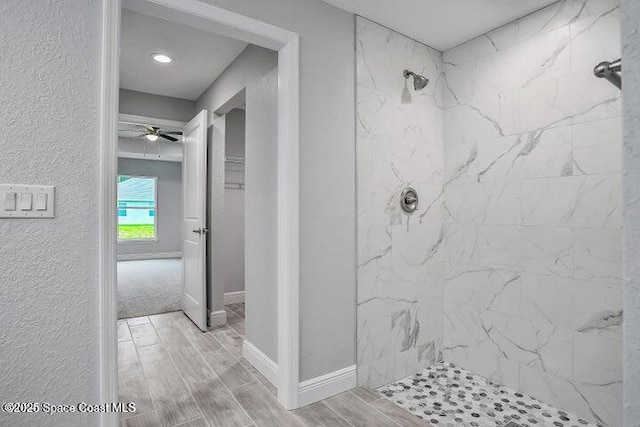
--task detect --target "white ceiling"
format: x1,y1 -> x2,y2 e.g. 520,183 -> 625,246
120,9 -> 248,100
321,0 -> 560,51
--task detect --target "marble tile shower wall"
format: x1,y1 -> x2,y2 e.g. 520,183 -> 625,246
441,0 -> 622,426
356,17 -> 446,389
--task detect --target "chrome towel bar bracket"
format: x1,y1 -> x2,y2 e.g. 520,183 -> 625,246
594,58 -> 622,89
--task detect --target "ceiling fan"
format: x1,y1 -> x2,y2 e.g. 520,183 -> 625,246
119,121 -> 183,142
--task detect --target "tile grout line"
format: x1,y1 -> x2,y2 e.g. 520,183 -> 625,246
295,401 -> 358,427
350,391 -> 407,427
223,303 -> 246,339
172,416 -> 206,427
148,315 -> 211,427
321,396 -> 365,427
120,410 -> 159,426
124,311 -> 424,427
119,320 -> 152,424
214,304 -> 306,426
120,319 -> 148,422
225,315 -> 245,338
117,348 -> 155,425
348,390 -> 407,427
173,312 -> 259,427
227,303 -> 244,318
210,306 -> 294,423
222,303 -> 379,427
217,305 -> 277,394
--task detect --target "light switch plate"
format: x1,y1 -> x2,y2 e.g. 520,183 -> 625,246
4,192 -> 16,211
0,184 -> 55,218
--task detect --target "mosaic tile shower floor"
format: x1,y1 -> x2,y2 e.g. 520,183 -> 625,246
377,362 -> 600,427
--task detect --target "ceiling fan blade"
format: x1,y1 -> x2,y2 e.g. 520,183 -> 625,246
163,131 -> 183,135
159,133 -> 179,142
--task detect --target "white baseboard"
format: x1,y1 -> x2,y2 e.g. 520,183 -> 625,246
117,251 -> 182,261
243,340 -> 278,387
208,309 -> 227,328
298,365 -> 357,407
224,291 -> 245,305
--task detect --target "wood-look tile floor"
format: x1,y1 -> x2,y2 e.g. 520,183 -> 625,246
119,303 -> 430,427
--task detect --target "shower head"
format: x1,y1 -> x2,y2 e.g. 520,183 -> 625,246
403,70 -> 429,91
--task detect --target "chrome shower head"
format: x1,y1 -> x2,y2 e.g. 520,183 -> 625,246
403,70 -> 429,91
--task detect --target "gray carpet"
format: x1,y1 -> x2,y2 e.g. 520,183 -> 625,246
117,259 -> 182,319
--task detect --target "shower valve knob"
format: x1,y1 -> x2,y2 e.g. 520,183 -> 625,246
401,188 -> 419,213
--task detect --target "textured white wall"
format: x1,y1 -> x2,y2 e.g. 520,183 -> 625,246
622,0 -> 640,424
355,17 -> 445,389
0,1 -> 101,426
441,0 -> 622,425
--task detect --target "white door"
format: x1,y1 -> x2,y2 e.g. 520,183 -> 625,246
182,110 -> 208,331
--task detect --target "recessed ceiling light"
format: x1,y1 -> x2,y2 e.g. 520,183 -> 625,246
146,134 -> 159,142
151,53 -> 172,64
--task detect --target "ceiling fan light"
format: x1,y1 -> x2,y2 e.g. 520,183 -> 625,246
146,134 -> 159,142
151,53 -> 172,64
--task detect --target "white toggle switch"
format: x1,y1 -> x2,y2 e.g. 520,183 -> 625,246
35,193 -> 48,211
4,192 -> 16,211
20,193 -> 33,211
1,184 -> 54,218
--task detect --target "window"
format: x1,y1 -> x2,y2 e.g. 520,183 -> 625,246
117,175 -> 157,241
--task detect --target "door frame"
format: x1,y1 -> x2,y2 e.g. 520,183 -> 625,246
99,1 -> 300,425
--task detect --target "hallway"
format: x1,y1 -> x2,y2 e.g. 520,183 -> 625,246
118,305 -> 428,427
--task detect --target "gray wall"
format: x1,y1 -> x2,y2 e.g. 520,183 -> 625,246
225,109 -> 246,157
120,88 -> 196,122
117,158 -> 183,257
0,1 -> 101,426
196,45 -> 278,311
196,45 -> 277,119
197,45 -> 278,316
223,109 -> 246,294
622,0 -> 640,424
196,45 -> 279,361
200,0 -> 357,382
245,69 -> 279,362
224,189 -> 245,293
118,136 -> 184,162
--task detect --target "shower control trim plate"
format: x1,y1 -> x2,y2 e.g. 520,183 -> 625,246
401,187 -> 419,214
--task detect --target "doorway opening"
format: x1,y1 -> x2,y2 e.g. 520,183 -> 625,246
99,1 -> 300,424
117,113 -> 186,320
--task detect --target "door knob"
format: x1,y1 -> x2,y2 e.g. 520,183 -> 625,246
192,228 -> 209,234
